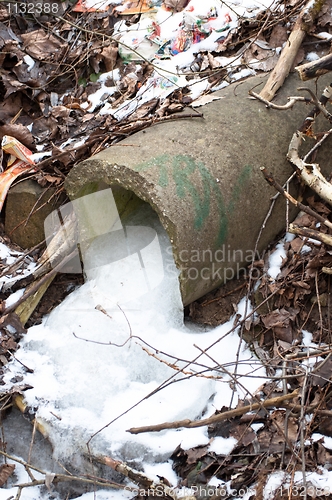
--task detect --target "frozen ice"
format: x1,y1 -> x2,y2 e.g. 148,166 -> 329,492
3,193 -> 266,470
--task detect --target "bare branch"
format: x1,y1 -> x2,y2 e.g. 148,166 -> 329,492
127,390 -> 299,434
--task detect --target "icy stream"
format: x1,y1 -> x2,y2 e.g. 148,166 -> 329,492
3,191 -> 266,470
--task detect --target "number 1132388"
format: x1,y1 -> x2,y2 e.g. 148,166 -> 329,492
7,2 -> 62,15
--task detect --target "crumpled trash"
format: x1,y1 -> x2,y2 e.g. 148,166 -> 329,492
115,0 -> 159,15
115,0 -> 233,62
0,136 -> 36,212
2,135 -> 35,166
170,3 -> 231,55
117,16 -> 161,62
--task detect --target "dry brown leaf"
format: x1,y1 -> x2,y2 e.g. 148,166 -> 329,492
0,312 -> 27,334
261,308 -> 297,329
101,44 -> 118,72
0,22 -> 21,44
0,72 -> 27,99
21,30 -> 64,61
311,357 -> 332,386
116,0 -> 158,14
230,423 -> 256,447
0,123 -> 35,150
268,24 -> 288,48
290,237 -> 305,252
163,0 -> 189,12
51,106 -> 71,120
261,308 -> 299,342
307,196 -> 331,215
186,445 -> 209,464
32,116 -> 58,142
44,174 -> 63,185
244,43 -> 279,72
318,0 -> 332,26
0,4 -> 9,21
2,337 -> 17,350
0,464 -> 15,486
192,95 -> 223,108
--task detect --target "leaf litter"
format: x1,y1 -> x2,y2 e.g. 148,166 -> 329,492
1,0 -> 332,499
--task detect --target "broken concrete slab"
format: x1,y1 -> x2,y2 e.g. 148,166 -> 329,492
5,179 -> 60,249
65,73 -> 332,306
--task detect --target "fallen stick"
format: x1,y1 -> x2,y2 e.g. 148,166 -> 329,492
14,275 -> 55,326
259,0 -> 326,102
2,249 -> 78,319
10,211 -> 78,292
287,130 -> 332,206
88,454 -> 168,490
288,223 -> 332,246
127,389 -> 299,434
296,53 -> 332,80
249,90 -> 308,109
0,451 -> 124,491
298,84 -> 332,134
260,167 -> 332,229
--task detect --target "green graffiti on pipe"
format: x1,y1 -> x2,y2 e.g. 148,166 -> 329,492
134,154 -> 251,247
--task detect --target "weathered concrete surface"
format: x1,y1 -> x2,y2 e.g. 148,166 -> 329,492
5,180 -> 60,249
65,73 -> 332,306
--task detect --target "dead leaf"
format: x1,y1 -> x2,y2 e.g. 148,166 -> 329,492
0,464 -> 15,486
261,308 -> 297,329
311,357 -> 332,386
244,43 -> 279,72
116,0 -> 158,15
101,44 -> 118,72
186,445 -> 209,464
269,24 -> 288,48
51,106 -> 71,120
0,22 -> 21,44
318,0 -> 332,26
20,30 -> 64,61
0,123 -> 35,150
43,174 -> 62,185
0,313 -> 27,335
230,423 -> 256,447
0,3 -> 9,21
261,308 -> 299,343
12,59 -> 48,89
307,196 -> 331,215
0,73 -> 27,99
290,237 -> 305,252
32,116 -> 58,142
192,95 -> 223,107
163,0 -> 189,12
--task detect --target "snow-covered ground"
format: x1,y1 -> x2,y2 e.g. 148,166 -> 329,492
2,197 -> 265,472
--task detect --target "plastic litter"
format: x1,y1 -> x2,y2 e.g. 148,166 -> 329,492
114,0 -> 236,63
0,136 -> 36,212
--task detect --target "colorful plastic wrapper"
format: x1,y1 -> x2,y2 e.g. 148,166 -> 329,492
0,159 -> 36,212
73,0 -> 114,12
2,135 -> 35,166
115,0 -> 158,14
116,0 -> 233,62
0,136 -> 36,212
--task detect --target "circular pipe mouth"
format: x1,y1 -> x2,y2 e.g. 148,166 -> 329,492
65,73 -> 332,307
